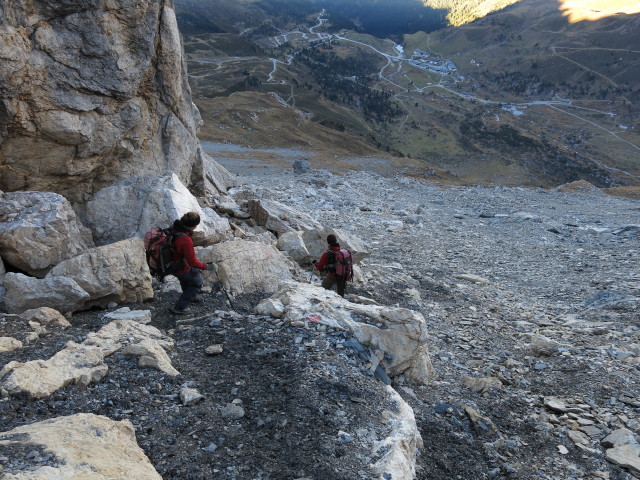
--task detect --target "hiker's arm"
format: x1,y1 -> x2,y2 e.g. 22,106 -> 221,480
314,252 -> 328,271
177,236 -> 207,270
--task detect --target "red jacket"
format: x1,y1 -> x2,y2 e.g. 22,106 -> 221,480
172,231 -> 207,275
314,245 -> 341,279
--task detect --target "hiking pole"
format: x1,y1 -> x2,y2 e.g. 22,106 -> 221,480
213,270 -> 237,312
309,262 -> 320,283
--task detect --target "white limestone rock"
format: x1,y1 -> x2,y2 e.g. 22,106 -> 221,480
255,298 -> 286,318
528,334 -> 561,356
103,307 -> 152,325
199,239 -> 295,295
83,319 -> 175,356
0,192 -> 94,277
2,273 -> 90,314
203,151 -> 238,197
19,306 -> 71,328
85,173 -> 231,246
48,237 -> 153,310
258,281 -> 434,384
0,413 -> 162,479
247,198 -> 323,234
122,339 -> 180,376
1,342 -> 109,399
181,386 -> 205,406
277,231 -> 313,265
1,319 -> 175,399
372,386 -> 423,480
0,337 -> 23,353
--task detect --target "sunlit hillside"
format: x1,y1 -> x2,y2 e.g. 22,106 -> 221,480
421,0 -> 521,25
559,0 -> 640,23
423,0 -> 640,25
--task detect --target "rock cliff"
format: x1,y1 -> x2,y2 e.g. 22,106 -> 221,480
0,0 -> 208,203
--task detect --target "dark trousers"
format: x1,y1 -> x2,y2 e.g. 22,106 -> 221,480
174,268 -> 203,309
321,276 -> 346,297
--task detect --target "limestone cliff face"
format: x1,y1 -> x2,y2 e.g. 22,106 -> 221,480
0,0 -> 205,203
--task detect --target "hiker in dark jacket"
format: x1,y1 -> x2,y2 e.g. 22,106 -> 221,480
314,234 -> 346,297
170,211 -> 214,314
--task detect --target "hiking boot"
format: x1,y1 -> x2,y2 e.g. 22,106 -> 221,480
170,306 -> 190,315
192,294 -> 204,304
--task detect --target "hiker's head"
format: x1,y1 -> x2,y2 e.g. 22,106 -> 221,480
327,234 -> 338,246
180,211 -> 201,231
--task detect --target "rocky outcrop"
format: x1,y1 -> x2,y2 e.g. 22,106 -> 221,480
0,0 -> 229,203
276,231 -> 313,266
0,336 -> 22,353
0,414 -> 162,479
256,281 -> 434,384
85,173 -> 231,246
1,318 -> 175,399
372,386 -> 423,480
0,192 -> 94,277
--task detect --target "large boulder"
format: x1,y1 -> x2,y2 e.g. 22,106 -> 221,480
199,239 -> 296,295
85,173 -> 231,246
303,228 -> 370,264
48,237 -> 153,310
276,231 -> 313,266
247,199 -> 323,234
0,192 -> 94,277
0,414 -> 163,479
202,152 -> 238,198
2,273 -> 90,314
257,281 -> 434,384
0,1 -> 223,203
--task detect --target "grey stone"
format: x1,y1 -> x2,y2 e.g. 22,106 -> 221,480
221,403 -> 245,420
0,192 -> 94,277
293,159 -> 311,174
0,1 -> 231,205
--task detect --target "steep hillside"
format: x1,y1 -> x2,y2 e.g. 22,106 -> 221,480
196,91 -> 456,180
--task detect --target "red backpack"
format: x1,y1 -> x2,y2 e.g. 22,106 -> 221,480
143,227 -> 187,280
332,248 -> 353,281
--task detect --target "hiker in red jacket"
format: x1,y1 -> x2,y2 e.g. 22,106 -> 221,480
314,234 -> 347,297
170,212 -> 214,314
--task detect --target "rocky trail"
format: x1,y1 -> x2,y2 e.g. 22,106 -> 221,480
1,164 -> 639,480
